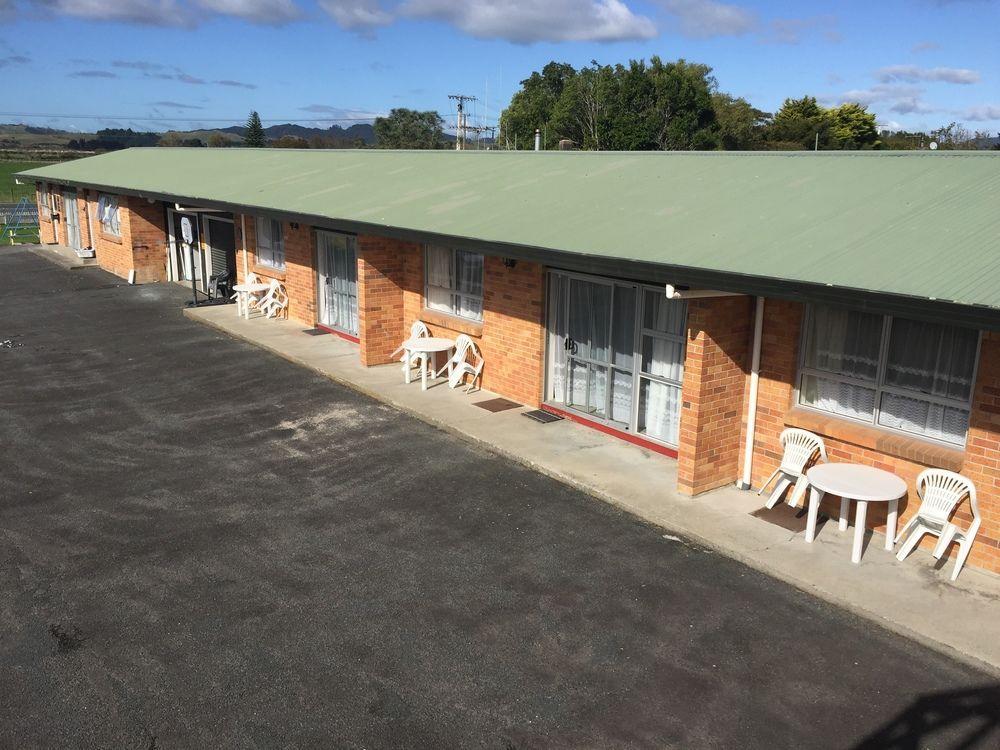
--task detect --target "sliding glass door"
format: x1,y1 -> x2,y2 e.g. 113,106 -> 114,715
317,230 -> 358,336
547,271 -> 687,447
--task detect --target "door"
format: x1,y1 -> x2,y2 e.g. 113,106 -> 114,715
546,271 -> 687,446
168,211 -> 204,289
317,230 -> 358,336
203,216 -> 236,281
63,189 -> 81,250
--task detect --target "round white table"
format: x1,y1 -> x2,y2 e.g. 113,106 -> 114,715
232,282 -> 270,319
401,337 -> 455,391
805,463 -> 908,564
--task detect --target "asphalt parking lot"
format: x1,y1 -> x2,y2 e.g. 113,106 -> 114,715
1,246 -> 998,749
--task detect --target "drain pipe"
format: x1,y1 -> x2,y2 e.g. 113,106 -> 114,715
240,214 -> 249,281
738,296 -> 765,491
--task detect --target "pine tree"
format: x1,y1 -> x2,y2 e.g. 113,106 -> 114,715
244,111 -> 266,148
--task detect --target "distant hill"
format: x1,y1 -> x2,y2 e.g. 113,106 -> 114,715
218,122 -> 376,144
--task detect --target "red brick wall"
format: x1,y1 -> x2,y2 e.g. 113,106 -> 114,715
395,246 -> 545,406
234,215 -> 316,326
677,296 -> 752,495
357,235 -> 409,366
743,298 -> 1000,574
127,197 -> 168,283
35,183 -> 58,244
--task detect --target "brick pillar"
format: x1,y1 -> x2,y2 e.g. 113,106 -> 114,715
127,197 -> 168,283
282,223 -> 317,326
357,235 -> 414,366
960,331 -> 1000,572
677,296 -> 753,495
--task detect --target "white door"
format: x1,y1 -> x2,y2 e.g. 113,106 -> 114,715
546,271 -> 687,446
63,190 -> 81,250
317,230 -> 358,336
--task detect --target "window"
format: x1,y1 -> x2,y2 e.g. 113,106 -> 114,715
798,304 -> 979,445
97,194 -> 120,237
39,186 -> 50,219
255,217 -> 285,269
424,245 -> 484,321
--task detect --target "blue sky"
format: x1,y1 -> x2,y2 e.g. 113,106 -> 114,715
1,0 -> 998,135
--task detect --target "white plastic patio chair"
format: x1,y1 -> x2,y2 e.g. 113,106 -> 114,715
435,334 -> 484,393
757,428 -> 827,509
231,271 -> 266,317
391,321 -> 430,380
259,279 -> 289,319
895,469 -> 980,581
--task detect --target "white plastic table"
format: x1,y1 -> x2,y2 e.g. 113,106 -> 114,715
805,463 -> 908,564
402,337 -> 455,391
232,282 -> 270,319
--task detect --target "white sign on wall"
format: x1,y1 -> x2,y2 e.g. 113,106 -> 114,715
180,216 -> 194,244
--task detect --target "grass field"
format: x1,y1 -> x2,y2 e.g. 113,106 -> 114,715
1,160 -> 50,244
0,160 -> 49,203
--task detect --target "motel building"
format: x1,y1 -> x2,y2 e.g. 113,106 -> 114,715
20,149 -> 1000,576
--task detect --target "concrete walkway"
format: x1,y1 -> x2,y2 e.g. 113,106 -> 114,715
29,243 -> 99,270
187,304 -> 1000,674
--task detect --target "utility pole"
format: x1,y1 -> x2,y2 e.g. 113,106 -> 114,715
448,94 -> 477,151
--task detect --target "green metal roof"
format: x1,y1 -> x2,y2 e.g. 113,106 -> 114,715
19,148 -> 1000,310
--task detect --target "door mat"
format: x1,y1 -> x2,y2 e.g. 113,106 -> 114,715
474,397 -> 522,413
522,409 -> 564,424
750,504 -> 819,534
301,328 -> 329,336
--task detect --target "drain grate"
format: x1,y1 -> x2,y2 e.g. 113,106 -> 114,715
301,328 -> 329,336
474,397 -> 521,413
522,409 -> 563,424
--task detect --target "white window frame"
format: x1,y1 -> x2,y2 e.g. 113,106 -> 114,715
796,303 -> 981,446
39,185 -> 51,220
97,193 -> 121,237
423,245 -> 484,322
255,216 -> 285,269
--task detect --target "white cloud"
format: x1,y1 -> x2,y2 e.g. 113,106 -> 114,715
875,64 -> 980,84
761,15 -> 840,45
911,40 -> 940,53
837,84 -> 924,107
299,104 -> 382,120
195,0 -> 300,23
657,0 -> 754,38
33,0 -> 185,25
401,0 -> 657,43
963,104 -> 1000,122
319,0 -> 392,30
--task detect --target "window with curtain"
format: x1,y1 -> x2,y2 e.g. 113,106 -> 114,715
424,245 -> 484,321
39,186 -> 51,219
255,217 -> 285,269
798,304 -> 979,445
97,194 -> 120,237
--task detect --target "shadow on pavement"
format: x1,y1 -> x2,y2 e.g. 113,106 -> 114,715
853,684 -> 1000,749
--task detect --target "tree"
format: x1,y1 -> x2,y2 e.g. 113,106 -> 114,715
712,93 -> 770,150
373,108 -> 446,149
768,96 -> 830,149
500,62 -> 576,149
272,135 -> 310,149
208,132 -> 231,148
828,103 -> 879,149
244,111 -> 266,147
648,58 -> 719,150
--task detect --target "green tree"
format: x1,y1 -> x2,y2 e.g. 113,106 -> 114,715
828,103 -> 879,149
272,135 -> 310,149
373,108 -> 446,149
712,93 -> 770,150
500,62 -> 576,149
768,96 -> 830,149
244,111 -> 266,148
647,58 -> 718,150
208,132 -> 231,148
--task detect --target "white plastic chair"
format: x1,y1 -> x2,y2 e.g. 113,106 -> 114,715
231,271 -> 265,317
895,469 -> 980,581
757,428 -> 827,509
259,279 -> 289,319
435,334 -> 484,393
391,321 -> 430,379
